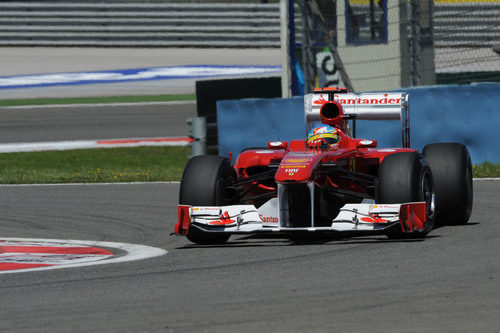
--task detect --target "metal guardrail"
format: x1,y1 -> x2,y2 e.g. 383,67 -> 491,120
0,2 -> 281,47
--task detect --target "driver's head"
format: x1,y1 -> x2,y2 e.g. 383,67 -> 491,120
307,124 -> 340,149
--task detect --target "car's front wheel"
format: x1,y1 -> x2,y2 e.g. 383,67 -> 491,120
179,155 -> 237,244
376,152 -> 435,238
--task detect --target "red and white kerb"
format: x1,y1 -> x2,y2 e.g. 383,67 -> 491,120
0,238 -> 167,274
0,240 -> 113,272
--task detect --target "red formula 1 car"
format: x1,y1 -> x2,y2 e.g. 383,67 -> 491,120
174,87 -> 473,244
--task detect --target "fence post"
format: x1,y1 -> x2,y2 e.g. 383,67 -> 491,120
280,0 -> 293,97
410,0 -> 421,86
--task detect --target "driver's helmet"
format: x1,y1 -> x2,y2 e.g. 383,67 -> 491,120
307,124 -> 340,149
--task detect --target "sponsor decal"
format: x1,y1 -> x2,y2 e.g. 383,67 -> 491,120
372,205 -> 398,209
281,165 -> 307,169
333,94 -> 401,105
313,95 -> 329,105
259,214 -> 278,224
285,168 -> 299,175
284,158 -> 311,163
193,207 -> 220,212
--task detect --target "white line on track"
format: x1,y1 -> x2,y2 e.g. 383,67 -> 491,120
0,237 -> 167,274
0,100 -> 195,110
0,65 -> 281,89
0,137 -> 192,153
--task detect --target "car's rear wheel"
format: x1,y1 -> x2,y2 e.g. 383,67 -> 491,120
422,143 -> 473,225
179,155 -> 236,244
376,152 -> 435,238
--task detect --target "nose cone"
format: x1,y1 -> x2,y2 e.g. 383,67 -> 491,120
275,152 -> 320,183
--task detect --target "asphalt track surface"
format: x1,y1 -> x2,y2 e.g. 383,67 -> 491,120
0,180 -> 498,332
0,102 -> 196,143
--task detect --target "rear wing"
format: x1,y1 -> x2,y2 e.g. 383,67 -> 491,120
304,88 -> 410,148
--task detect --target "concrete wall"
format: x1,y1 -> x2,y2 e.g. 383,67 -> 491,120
336,0 -> 435,91
337,1 -> 403,91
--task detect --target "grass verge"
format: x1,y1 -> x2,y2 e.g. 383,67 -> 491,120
0,146 -> 189,184
0,94 -> 195,107
472,162 -> 500,178
0,148 -> 497,184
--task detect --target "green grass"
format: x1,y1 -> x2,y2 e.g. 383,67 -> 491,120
0,146 -> 189,184
0,94 -> 195,107
0,147 -> 497,184
473,162 -> 500,178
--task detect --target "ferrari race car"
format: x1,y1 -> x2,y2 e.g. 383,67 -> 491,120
174,87 -> 473,244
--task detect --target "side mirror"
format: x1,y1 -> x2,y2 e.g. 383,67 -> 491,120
268,141 -> 288,150
356,139 -> 377,148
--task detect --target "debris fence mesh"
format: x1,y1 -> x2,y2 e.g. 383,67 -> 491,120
294,0 -> 500,92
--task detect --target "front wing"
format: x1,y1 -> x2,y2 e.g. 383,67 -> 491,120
174,202 -> 427,236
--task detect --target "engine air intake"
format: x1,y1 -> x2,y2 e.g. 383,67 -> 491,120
320,102 -> 343,127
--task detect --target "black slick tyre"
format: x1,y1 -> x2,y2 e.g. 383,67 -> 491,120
376,152 -> 435,238
179,155 -> 236,245
422,143 -> 473,225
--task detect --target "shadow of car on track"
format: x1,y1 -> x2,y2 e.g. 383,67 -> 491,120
433,221 -> 480,229
176,239 -> 290,250
175,234 -> 441,249
174,220 -> 481,249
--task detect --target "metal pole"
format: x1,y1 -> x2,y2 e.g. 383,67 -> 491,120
370,0 -> 376,41
288,0 -> 298,95
410,0 -> 421,86
280,0 -> 292,97
300,0 -> 315,93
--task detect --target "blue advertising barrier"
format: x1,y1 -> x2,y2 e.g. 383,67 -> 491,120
217,96 -> 306,160
217,83 -> 500,163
